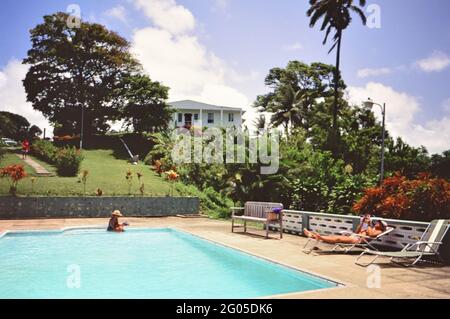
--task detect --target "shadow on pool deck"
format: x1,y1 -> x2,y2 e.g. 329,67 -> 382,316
1,216 -> 449,299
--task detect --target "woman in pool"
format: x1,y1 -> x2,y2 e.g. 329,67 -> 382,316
303,215 -> 387,244
107,210 -> 129,232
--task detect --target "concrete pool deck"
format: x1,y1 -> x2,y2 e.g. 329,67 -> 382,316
1,216 -> 449,299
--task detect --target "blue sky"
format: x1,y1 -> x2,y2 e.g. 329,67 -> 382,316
1,0 -> 449,153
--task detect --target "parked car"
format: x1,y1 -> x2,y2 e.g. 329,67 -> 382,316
1,137 -> 18,147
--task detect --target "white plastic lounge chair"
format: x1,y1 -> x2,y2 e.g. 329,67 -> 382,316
355,219 -> 449,267
302,226 -> 394,255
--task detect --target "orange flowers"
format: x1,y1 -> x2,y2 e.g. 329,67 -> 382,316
166,170 -> 179,181
0,164 -> 27,195
153,160 -> 164,174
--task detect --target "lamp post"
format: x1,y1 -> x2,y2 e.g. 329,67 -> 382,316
363,98 -> 386,185
80,103 -> 84,150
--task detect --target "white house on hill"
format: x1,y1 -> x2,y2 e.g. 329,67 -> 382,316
169,100 -> 244,129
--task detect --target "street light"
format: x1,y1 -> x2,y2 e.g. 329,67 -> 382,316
80,103 -> 84,150
363,98 -> 386,185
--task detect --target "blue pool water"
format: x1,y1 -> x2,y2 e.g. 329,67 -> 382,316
0,228 -> 337,298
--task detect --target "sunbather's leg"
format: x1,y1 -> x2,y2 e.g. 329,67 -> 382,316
303,229 -> 320,239
315,234 -> 360,244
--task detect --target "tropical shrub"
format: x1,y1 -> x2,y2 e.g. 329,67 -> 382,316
0,164 -> 27,195
290,150 -> 346,212
31,140 -> 58,163
327,174 -> 374,215
291,177 -> 329,212
54,147 -> 84,177
175,183 -> 233,218
0,140 -> 6,161
353,173 -> 450,222
32,140 -> 83,177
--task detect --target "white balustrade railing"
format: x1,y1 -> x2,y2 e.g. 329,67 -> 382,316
270,210 -> 430,249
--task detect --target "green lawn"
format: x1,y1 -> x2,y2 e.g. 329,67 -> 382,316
0,150 -> 178,196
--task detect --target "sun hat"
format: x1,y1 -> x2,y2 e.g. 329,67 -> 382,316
112,210 -> 123,217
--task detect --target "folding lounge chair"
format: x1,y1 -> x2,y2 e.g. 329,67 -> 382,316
302,226 -> 394,255
355,219 -> 449,267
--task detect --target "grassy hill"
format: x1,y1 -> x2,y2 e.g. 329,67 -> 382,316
0,149 -> 178,197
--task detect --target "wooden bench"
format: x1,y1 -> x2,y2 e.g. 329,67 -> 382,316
231,202 -> 284,239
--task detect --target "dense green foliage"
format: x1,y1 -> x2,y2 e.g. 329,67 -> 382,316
147,60 -> 449,220
175,183 -> 233,218
122,75 -> 173,134
31,140 -> 58,163
54,147 -> 84,177
0,140 -> 6,160
430,151 -> 450,180
31,140 -> 83,177
0,111 -> 42,141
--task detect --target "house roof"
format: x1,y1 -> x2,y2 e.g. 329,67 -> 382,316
169,100 -> 243,112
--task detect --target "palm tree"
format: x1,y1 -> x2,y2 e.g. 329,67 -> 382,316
307,0 -> 367,132
267,84 -> 304,136
253,114 -> 266,135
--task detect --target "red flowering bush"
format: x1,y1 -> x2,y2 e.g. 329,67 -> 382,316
55,147 -> 83,177
353,173 -> 450,222
0,164 -> 27,195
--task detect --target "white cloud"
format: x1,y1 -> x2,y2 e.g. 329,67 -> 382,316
357,67 -> 391,78
0,59 -> 52,136
131,0 -> 254,125
347,82 -> 450,154
104,5 -> 127,23
134,0 -> 195,35
282,42 -> 303,51
416,51 -> 450,72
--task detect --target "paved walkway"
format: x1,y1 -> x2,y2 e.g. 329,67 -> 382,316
15,154 -> 52,176
1,217 -> 449,299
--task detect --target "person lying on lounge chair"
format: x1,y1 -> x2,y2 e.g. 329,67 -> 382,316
107,210 -> 129,232
303,215 -> 387,245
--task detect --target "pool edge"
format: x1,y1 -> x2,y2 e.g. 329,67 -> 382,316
169,226 -> 351,297
1,225 -> 351,298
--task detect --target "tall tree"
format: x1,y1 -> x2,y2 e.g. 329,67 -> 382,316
253,114 -> 266,133
0,111 -> 30,141
23,12 -> 140,138
307,0 -> 367,143
255,61 -> 342,134
430,151 -> 450,180
121,75 -> 173,134
267,84 -> 304,136
28,125 -> 43,138
384,137 -> 431,178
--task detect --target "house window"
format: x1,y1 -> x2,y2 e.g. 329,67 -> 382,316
207,113 -> 214,124
194,114 -> 199,121
178,113 -> 183,122
228,113 -> 234,122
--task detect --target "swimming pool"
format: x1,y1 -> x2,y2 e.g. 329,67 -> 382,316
0,228 -> 338,298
